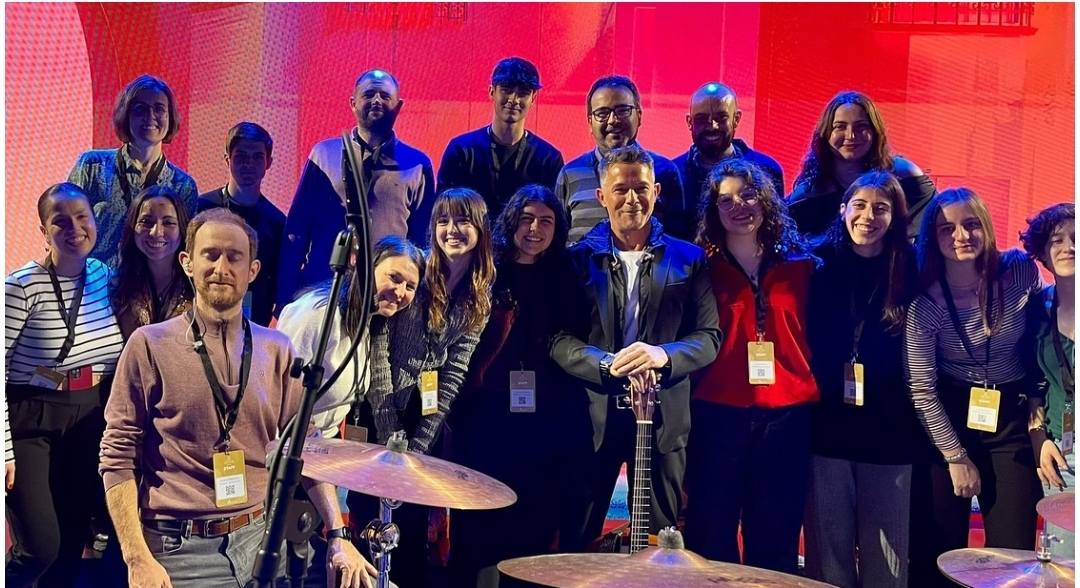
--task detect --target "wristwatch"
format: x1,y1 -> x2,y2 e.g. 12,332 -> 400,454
327,526 -> 352,542
599,353 -> 616,380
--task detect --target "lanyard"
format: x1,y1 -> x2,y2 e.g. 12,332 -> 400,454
1051,289 -> 1075,398
940,277 -> 994,385
42,258 -> 86,366
115,147 -> 166,203
848,267 -> 883,363
724,248 -> 769,339
190,312 -> 253,448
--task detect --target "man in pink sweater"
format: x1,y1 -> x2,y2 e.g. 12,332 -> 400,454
100,209 -> 374,587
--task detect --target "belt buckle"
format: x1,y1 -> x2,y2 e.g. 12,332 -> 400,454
179,520 -> 193,539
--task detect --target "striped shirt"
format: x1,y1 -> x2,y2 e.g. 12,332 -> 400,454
904,251 -> 1042,452
554,146 -> 686,243
5,259 -> 125,384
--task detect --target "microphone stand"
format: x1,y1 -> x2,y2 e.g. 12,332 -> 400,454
251,130 -> 374,586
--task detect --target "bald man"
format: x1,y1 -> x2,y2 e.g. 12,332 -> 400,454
674,83 -> 784,207
277,69 -> 435,311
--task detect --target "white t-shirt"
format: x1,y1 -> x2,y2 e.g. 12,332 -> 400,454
619,250 -> 649,345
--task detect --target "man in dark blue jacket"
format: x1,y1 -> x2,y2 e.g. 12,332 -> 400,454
276,69 -> 434,312
551,145 -> 721,551
674,82 -> 784,219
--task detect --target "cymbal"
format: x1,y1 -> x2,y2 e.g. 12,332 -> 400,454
937,548 -> 1075,588
268,437 -> 516,510
498,547 -> 835,587
1038,492 -> 1075,533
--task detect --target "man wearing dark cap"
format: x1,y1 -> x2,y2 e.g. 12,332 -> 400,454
437,56 -> 563,218
674,82 -> 784,205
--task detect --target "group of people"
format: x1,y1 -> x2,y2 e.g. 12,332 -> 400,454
2,55 -> 1073,588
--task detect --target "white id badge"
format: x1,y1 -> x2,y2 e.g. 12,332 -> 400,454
510,370 -> 536,413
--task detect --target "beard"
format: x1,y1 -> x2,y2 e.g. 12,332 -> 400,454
198,282 -> 245,312
361,108 -> 398,135
693,132 -> 732,161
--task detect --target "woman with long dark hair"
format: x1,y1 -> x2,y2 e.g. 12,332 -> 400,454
447,185 -> 591,587
803,171 -> 923,587
112,185 -> 193,340
684,159 -> 817,574
906,188 -> 1045,586
348,187 -> 496,587
788,91 -> 935,243
5,183 -> 125,586
69,74 -> 198,269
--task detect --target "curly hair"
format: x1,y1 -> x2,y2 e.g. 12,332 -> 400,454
824,170 -> 911,331
793,91 -> 895,193
492,184 -> 568,266
695,158 -> 808,263
425,188 -> 496,334
1020,203 -> 1075,271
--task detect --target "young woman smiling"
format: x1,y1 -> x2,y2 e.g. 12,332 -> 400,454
803,171 -> 922,588
906,188 -> 1045,587
447,185 -> 591,587
112,185 -> 194,340
788,91 -> 935,244
684,159 -> 817,575
68,75 -> 198,269
348,187 -> 495,587
5,183 -> 125,587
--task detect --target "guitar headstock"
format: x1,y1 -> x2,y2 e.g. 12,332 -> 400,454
629,380 -> 658,423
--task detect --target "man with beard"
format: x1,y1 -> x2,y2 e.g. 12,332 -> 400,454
276,69 -> 434,311
437,56 -> 564,218
100,209 -> 376,587
674,83 -> 784,206
197,122 -> 284,326
555,75 -> 687,243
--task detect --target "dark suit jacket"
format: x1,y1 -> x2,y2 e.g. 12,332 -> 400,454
551,217 -> 721,454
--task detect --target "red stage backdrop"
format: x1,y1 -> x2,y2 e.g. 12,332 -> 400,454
5,2 -> 1074,273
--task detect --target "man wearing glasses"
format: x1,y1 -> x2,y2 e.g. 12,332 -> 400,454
674,82 -> 784,205
555,76 -> 687,243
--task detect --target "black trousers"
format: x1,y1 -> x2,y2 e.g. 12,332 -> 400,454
6,384 -> 106,588
909,379 -> 1042,588
568,401 -> 686,553
683,401 -> 811,575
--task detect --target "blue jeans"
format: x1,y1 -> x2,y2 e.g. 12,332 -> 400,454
804,456 -> 911,588
141,516 -> 283,587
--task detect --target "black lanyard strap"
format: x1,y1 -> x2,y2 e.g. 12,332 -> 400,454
849,277 -> 883,363
940,277 -> 994,384
43,258 -> 86,366
1051,289 -> 1075,398
115,147 -> 166,203
724,248 -> 769,339
190,312 -> 253,447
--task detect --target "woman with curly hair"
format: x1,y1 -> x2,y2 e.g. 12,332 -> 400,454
111,185 -> 193,340
684,158 -> 818,574
788,91 -> 935,244
447,184 -> 591,587
347,187 -> 495,587
1020,202 -> 1074,558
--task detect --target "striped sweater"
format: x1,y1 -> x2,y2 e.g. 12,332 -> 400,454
367,286 -> 488,454
5,258 -> 124,384
904,251 -> 1043,453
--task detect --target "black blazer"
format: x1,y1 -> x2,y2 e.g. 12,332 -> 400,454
551,218 -> 721,453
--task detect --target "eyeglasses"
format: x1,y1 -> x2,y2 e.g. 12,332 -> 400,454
716,191 -> 760,212
589,105 -> 638,123
130,102 -> 168,117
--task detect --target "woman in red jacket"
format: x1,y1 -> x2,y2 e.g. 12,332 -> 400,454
684,158 -> 818,574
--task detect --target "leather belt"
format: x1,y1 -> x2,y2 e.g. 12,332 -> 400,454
144,507 -> 264,539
